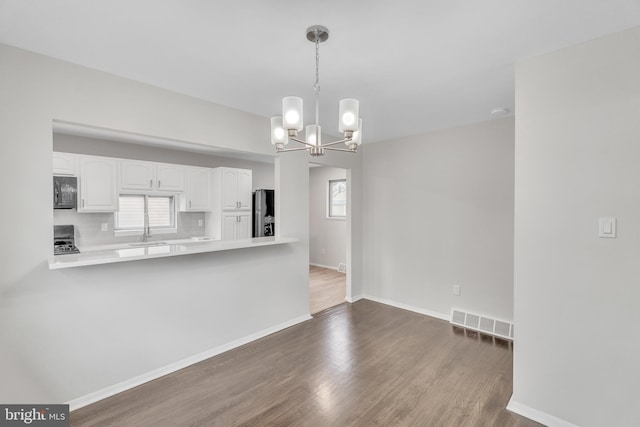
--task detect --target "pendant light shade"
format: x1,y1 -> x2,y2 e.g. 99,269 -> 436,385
270,116 -> 287,146
338,99 -> 360,132
282,96 -> 303,132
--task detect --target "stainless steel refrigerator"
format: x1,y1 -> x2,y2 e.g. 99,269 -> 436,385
253,189 -> 275,237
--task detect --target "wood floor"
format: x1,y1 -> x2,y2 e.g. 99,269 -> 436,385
71,300 -> 540,427
309,265 -> 346,314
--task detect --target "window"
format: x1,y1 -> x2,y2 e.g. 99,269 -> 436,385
116,194 -> 175,233
328,179 -> 347,218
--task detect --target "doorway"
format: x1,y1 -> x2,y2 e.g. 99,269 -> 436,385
309,164 -> 348,314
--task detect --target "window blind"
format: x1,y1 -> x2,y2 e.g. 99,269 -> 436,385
148,196 -> 172,227
118,195 -> 145,229
116,195 -> 174,229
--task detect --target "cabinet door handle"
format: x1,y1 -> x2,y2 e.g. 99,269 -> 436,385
189,200 -> 192,208
150,179 -> 153,188
158,180 -> 161,188
82,199 -> 85,208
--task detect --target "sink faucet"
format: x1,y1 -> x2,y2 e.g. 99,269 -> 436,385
142,224 -> 152,242
142,209 -> 152,242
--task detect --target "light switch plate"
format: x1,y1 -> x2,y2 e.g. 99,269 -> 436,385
599,217 -> 616,238
101,223 -> 109,232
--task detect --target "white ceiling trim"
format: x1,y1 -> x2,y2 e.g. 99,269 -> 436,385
52,120 -> 275,163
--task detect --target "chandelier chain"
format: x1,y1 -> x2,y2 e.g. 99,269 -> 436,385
314,37 -> 320,125
314,36 -> 320,93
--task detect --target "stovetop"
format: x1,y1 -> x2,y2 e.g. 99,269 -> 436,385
54,225 -> 80,255
54,241 -> 80,255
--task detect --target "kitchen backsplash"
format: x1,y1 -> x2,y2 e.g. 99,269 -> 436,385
54,210 -> 206,248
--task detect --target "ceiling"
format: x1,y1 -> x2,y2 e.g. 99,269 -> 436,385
1,1 -> 640,143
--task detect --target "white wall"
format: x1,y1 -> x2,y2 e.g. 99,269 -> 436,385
0,43 -> 363,405
309,166 -> 347,269
511,27 -> 640,427
362,118 -> 515,321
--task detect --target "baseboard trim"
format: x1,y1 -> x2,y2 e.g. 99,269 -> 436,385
309,262 -> 342,271
507,397 -> 579,427
362,294 -> 451,322
67,314 -> 312,411
345,294 -> 363,303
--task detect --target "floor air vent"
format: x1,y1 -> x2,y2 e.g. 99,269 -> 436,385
451,308 -> 514,341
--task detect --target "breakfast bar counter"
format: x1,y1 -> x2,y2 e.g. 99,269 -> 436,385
48,237 -> 298,270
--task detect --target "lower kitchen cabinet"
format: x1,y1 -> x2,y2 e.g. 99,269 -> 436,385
222,212 -> 251,240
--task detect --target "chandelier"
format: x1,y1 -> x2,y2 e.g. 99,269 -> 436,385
271,25 -> 363,157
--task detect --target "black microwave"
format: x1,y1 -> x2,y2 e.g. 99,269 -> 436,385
53,176 -> 77,209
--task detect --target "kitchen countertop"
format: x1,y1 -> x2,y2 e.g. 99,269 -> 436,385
48,236 -> 298,270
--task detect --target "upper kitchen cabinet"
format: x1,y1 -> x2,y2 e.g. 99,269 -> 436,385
78,156 -> 118,212
120,160 -> 153,190
180,167 -> 211,212
156,163 -> 185,192
53,152 -> 76,176
216,167 -> 252,211
121,160 -> 184,192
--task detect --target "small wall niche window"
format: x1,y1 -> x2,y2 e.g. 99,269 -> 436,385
328,179 -> 347,218
116,194 -> 176,235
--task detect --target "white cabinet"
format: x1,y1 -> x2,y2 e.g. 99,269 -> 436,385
222,212 -> 251,240
156,163 -> 185,192
237,169 -> 252,210
219,167 -> 252,211
222,168 -> 239,210
237,213 -> 251,239
53,152 -> 76,176
121,160 -> 184,192
121,160 -> 154,190
180,167 -> 211,211
210,167 -> 254,240
78,156 -> 118,212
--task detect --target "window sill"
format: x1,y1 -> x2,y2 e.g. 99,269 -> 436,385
325,216 -> 346,221
114,228 -> 178,237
